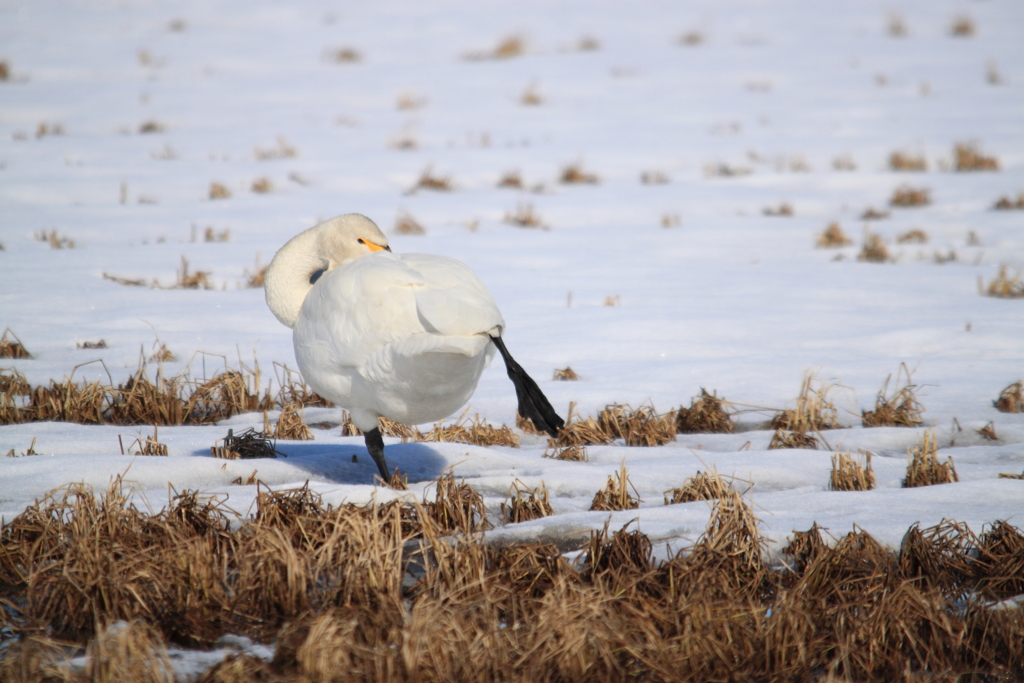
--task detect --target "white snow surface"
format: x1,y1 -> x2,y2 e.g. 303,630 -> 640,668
2,0 -> 1024,674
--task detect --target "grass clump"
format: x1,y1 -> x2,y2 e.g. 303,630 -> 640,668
676,388 -> 734,434
589,462 -> 640,511
410,165 -> 452,192
665,469 -> 732,504
272,402 -> 314,441
427,469 -> 490,533
501,480 -> 554,523
982,264 -> 1024,298
816,222 -> 852,248
543,443 -> 587,461
862,366 -> 925,427
903,431 -> 958,488
0,328 -> 32,359
503,202 -> 545,228
954,142 -> 998,171
464,34 -> 525,61
992,193 -> 1024,210
208,182 -> 230,200
211,427 -> 279,459
394,211 -> 426,235
889,151 -> 927,171
858,232 -> 890,262
897,228 -> 929,244
890,185 -> 931,207
552,366 -> 578,381
830,450 -> 875,491
770,373 -> 842,432
762,202 -> 793,216
559,162 -> 599,185
417,412 -> 519,448
597,403 -> 676,446
125,427 -> 169,456
993,380 -> 1023,413
496,170 -> 523,189
768,428 -> 819,450
949,15 -> 975,37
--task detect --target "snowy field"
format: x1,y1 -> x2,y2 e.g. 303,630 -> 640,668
2,0 -> 1024,571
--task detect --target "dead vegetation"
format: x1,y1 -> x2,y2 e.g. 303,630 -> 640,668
982,264 -> 1024,298
416,412 -> 519,448
768,428 -> 820,450
992,193 -> 1024,210
858,232 -> 890,262
890,185 -> 931,207
862,366 -> 925,427
251,177 -> 272,194
464,35 -> 525,61
496,170 -> 523,188
208,182 -> 231,200
552,366 -> 578,381
860,206 -> 890,220
830,450 -> 875,491
886,13 -> 907,37
125,427 -> 169,456
664,469 -> 731,504
640,170 -> 669,185
271,403 -> 314,441
816,222 -> 852,248
211,427 -> 280,459
503,202 -> 545,228
328,47 -> 361,63
254,137 -> 298,161
949,15 -> 976,37
704,161 -> 752,177
889,151 -> 927,171
954,142 -> 999,171
35,229 -> 76,249
675,389 -> 733,434
519,82 -> 543,105
595,403 -> 676,447
501,480 -> 554,523
0,328 -> 32,359
770,373 -> 842,433
394,212 -> 426,235
897,228 -> 929,244
411,165 -> 453,192
2,477 -> 1024,681
543,443 -> 587,462
762,202 -> 793,216
589,462 -> 640,511
904,431 -> 958,488
993,381 -> 1024,413
559,162 -> 599,185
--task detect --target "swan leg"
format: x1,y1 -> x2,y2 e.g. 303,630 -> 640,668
364,427 -> 390,480
489,335 -> 565,437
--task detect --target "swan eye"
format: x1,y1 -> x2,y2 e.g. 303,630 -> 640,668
357,238 -> 365,244
309,269 -> 325,285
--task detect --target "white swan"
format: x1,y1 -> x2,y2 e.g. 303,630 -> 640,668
265,213 -> 563,479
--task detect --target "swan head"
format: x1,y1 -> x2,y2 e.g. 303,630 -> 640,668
265,213 -> 390,328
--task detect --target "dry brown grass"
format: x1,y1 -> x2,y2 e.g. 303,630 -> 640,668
860,206 -> 890,220
887,13 -> 907,37
254,137 -> 297,160
501,480 -> 554,523
464,35 -> 525,61
993,380 -> 1024,413
858,231 -> 890,262
427,469 -> 491,533
589,462 -> 640,511
550,402 -> 613,447
954,142 -> 998,171
830,450 -> 875,491
411,165 -> 452,192
862,366 -> 925,427
816,222 -> 851,248
762,202 -> 793,216
949,15 -> 975,37
992,193 -> 1024,210
394,211 -> 425,235
770,373 -> 842,433
552,366 -> 578,381
543,443 -> 587,462
890,185 -> 931,207
0,328 -> 32,359
903,431 -> 958,488
897,228 -> 929,244
559,162 -> 599,185
704,161 -> 753,177
768,428 -> 820,450
660,212 -> 681,228
983,264 -> 1024,298
519,82 -> 543,106
211,427 -> 279,459
888,151 -> 926,171
172,256 -> 212,290
0,60 -> 9,81
251,177 -> 272,194
125,427 -> 169,456
977,421 -> 998,441
4,475 -> 1024,681
503,202 -> 545,228
596,403 -> 676,447
205,226 -> 231,243
664,469 -> 732,504
675,388 -> 734,434
417,412 -> 519,448
35,229 -> 76,249
272,402 -> 313,441
208,182 -> 230,200
496,170 -> 523,189
833,154 -> 857,171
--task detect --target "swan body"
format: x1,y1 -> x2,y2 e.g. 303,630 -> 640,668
266,213 -> 563,479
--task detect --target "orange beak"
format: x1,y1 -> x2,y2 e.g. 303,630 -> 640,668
365,241 -> 389,253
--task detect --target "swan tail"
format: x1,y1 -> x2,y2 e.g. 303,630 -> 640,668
490,335 -> 565,438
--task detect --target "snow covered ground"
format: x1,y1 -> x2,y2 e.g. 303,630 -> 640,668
2,0 -> 1024,568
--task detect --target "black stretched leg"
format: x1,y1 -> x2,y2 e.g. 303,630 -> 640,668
364,427 -> 390,480
490,335 -> 565,437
